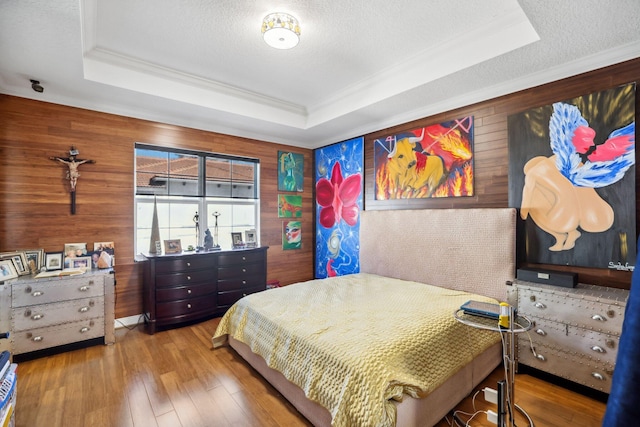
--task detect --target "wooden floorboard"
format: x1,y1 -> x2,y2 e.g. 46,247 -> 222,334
14,317 -> 606,427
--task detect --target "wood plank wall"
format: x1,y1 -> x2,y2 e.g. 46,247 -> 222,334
364,57 -> 640,289
1,57 -> 639,319
0,95 -> 314,318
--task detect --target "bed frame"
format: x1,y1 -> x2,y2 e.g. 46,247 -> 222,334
229,208 -> 516,426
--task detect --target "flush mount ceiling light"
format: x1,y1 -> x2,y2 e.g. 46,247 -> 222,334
261,12 -> 301,49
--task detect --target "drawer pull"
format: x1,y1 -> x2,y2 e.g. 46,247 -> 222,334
535,354 -> 546,362
187,262 -> 191,267
80,327 -> 90,333
242,268 -> 246,273
242,280 -> 247,285
591,345 -> 606,353
79,306 -> 90,313
591,372 -> 605,381
535,328 -> 546,336
533,302 -> 546,309
187,276 -> 191,281
32,336 -> 43,342
79,286 -> 90,291
31,314 -> 44,321
242,256 -> 246,261
187,304 -> 192,309
592,314 -> 606,322
32,291 -> 44,297
187,289 -> 192,294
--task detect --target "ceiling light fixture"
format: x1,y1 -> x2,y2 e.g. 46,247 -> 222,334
261,12 -> 300,50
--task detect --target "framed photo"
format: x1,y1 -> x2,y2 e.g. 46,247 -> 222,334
0,259 -> 19,281
70,256 -> 91,269
45,252 -> 64,271
245,229 -> 257,248
0,252 -> 29,276
231,232 -> 244,248
24,249 -> 45,273
164,239 -> 182,254
64,242 -> 87,259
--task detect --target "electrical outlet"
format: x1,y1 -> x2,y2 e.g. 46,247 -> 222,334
487,409 -> 498,425
483,387 -> 498,404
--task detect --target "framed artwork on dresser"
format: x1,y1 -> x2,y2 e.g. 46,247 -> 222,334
0,259 -> 19,281
45,252 -> 63,271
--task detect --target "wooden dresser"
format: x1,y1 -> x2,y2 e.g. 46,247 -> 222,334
0,270 -> 116,360
507,280 -> 629,393
142,247 -> 268,334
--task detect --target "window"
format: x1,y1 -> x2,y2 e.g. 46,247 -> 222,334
134,144 -> 259,254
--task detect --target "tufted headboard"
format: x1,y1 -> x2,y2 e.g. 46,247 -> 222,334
359,208 -> 516,302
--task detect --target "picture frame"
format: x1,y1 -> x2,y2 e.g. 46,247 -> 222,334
245,229 -> 257,248
231,232 -> 244,249
24,249 -> 45,273
0,259 -> 19,281
64,242 -> 87,259
164,239 -> 182,254
70,256 -> 91,269
0,251 -> 29,276
45,252 -> 64,271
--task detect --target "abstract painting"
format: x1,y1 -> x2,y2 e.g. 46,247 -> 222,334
374,117 -> 474,199
282,220 -> 301,250
315,137 -> 363,278
508,83 -> 636,270
277,151 -> 304,192
278,194 -> 302,217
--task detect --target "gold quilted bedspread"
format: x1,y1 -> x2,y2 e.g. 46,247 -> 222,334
212,273 -> 500,427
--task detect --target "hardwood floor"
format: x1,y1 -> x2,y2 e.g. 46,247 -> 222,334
14,317 -> 606,427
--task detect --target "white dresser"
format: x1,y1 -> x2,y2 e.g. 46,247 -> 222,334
507,279 -> 629,393
0,270 -> 115,359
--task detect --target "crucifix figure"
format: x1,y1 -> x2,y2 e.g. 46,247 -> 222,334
50,147 -> 95,214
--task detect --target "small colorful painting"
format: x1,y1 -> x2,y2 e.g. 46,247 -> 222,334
278,194 -> 302,217
315,137 -> 363,278
282,220 -> 302,250
374,117 -> 474,199
278,151 -> 304,192
508,83 -> 636,270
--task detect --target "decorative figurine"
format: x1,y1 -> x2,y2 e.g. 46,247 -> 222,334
203,229 -> 213,250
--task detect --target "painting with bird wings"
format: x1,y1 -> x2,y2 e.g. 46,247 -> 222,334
508,83 -> 636,270
374,117 -> 474,199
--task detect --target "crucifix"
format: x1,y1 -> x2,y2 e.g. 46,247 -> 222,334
50,146 -> 96,214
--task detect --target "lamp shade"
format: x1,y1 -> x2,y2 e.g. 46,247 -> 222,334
262,12 -> 300,49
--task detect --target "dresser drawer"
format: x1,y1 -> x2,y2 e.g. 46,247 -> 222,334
218,263 -> 264,280
154,256 -> 212,274
217,250 -> 264,266
517,287 -> 625,335
156,294 -> 217,319
12,276 -> 104,307
566,324 -> 619,365
518,342 -> 614,393
217,286 -> 263,307
12,296 -> 104,332
12,318 -> 105,354
217,275 -> 265,292
155,268 -> 213,288
156,283 -> 215,302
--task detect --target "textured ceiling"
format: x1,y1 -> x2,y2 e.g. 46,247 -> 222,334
1,0 -> 640,149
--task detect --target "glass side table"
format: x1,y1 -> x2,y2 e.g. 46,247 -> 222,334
454,308 -> 534,427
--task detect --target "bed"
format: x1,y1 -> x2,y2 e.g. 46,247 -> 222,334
213,208 -> 516,427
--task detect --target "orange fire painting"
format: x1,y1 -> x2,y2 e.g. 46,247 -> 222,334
374,117 -> 474,199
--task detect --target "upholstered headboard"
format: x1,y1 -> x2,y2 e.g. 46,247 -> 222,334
360,208 -> 516,302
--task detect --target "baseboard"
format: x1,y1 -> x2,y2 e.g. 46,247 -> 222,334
114,314 -> 144,330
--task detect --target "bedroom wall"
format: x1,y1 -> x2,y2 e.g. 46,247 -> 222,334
363,57 -> 640,290
0,95 -> 314,318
